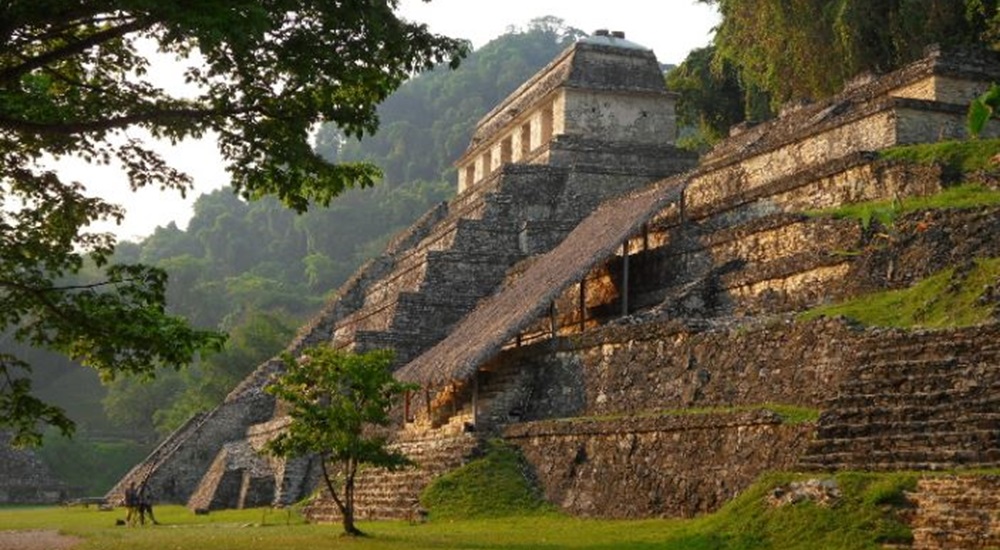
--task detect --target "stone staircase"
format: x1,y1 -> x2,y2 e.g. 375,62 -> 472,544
329,167 -> 570,366
302,432 -> 480,522
106,411 -> 210,503
799,328 -> 1000,471
907,475 -> 1000,549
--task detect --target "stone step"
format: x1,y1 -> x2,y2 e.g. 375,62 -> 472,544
855,339 -> 1000,365
818,403 -> 1000,426
830,386 -> 1000,410
798,453 -> 1000,472
810,427 -> 1000,448
839,364 -> 1000,391
302,433 -> 479,523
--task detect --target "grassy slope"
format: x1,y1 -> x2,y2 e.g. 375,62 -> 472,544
801,257 -> 1000,328
803,139 -> 1000,327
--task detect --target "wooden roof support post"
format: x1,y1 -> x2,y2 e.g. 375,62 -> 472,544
579,279 -> 586,333
549,301 -> 557,339
472,372 -> 479,429
621,239 -> 630,317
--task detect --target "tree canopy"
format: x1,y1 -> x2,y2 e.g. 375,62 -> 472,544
701,0 -> 999,106
266,346 -> 415,536
0,0 -> 466,446
670,0 -> 1000,147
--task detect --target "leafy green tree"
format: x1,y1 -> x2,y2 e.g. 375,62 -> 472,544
0,1 -> 466,445
266,346 -> 416,536
666,46 -> 760,148
153,310 -> 296,435
701,0 -> 998,106
969,83 -> 1000,138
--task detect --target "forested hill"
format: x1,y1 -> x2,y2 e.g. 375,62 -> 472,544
32,18 -> 589,464
315,16 -> 585,186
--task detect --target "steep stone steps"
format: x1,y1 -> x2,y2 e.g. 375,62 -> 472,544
303,433 -> 480,523
107,411 -> 211,503
853,337 -> 1000,366
807,428 -> 1000,452
816,419 -> 1000,442
332,248 -> 524,351
909,476 -> 1000,550
799,330 -> 1000,473
816,408 -> 1000,437
822,395 -> 1000,421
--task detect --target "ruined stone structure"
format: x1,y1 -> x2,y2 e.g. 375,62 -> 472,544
109,32 -> 695,513
114,39 -> 1000,545
0,432 -> 67,504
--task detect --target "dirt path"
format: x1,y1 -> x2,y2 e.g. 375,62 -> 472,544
0,530 -> 80,550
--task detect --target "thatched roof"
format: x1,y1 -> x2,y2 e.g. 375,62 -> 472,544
395,173 -> 687,386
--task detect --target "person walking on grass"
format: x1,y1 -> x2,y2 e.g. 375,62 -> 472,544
138,482 -> 159,525
123,482 -> 138,527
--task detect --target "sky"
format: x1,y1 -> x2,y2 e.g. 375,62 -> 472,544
85,2 -> 720,242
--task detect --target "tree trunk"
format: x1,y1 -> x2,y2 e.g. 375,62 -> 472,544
341,458 -> 363,536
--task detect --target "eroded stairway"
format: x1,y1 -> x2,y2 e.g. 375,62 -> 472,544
800,325 -> 1000,471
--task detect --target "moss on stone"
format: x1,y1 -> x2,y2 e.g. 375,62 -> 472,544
800,257 -> 1000,328
880,138 -> 1000,173
806,183 -> 1000,229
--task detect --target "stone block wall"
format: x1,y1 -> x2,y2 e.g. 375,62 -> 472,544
528,151 -> 947,336
505,411 -> 812,518
516,318 -> 856,422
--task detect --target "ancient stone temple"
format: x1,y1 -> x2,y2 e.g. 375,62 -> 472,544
113,37 -> 1000,546
109,31 -> 695,514
0,432 -> 67,504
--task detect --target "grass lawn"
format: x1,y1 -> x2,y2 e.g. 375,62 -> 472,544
0,505 -> 690,550
0,470 -> 917,550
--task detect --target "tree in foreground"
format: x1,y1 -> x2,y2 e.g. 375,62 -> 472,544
0,1 -> 466,445
266,346 -> 416,536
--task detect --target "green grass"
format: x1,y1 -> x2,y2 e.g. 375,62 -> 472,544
420,439 -> 554,520
807,183 -> 1000,229
800,257 -> 1000,328
880,138 -> 1000,173
656,471 -> 918,550
0,470 -> 923,549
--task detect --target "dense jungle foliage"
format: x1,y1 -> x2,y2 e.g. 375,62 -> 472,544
669,0 -> 1000,146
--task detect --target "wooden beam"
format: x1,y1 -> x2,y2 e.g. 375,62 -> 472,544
622,240 -> 630,317
549,302 -> 557,339
472,372 -> 479,428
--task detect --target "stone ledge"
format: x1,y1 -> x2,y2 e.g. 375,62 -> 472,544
504,408 -> 788,439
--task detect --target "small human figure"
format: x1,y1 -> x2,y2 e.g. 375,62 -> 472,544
138,483 -> 158,525
123,482 -> 138,527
